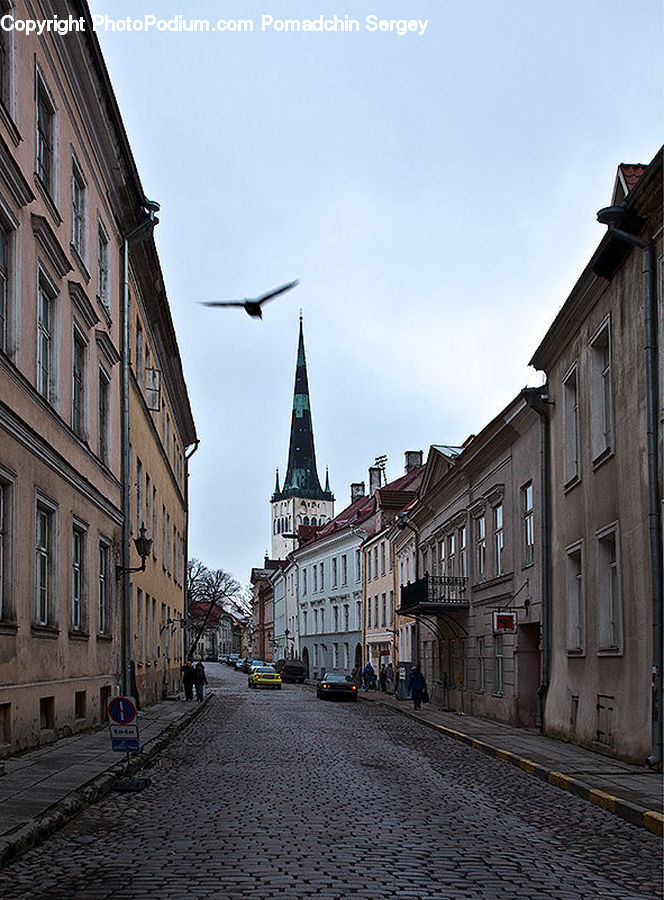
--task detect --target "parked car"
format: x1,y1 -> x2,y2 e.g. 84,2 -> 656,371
274,659 -> 307,684
235,658 -> 248,671
248,666 -> 282,690
227,654 -> 241,667
316,673 -> 358,701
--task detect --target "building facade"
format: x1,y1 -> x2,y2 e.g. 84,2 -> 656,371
530,150 -> 662,764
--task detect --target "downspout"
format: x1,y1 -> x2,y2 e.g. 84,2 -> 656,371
522,387 -> 552,732
183,439 -> 200,661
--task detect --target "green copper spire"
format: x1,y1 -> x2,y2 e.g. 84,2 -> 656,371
273,318 -> 333,502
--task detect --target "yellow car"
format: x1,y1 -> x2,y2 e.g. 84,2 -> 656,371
248,666 -> 282,689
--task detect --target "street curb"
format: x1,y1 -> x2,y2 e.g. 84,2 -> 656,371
0,695 -> 211,868
360,693 -> 663,836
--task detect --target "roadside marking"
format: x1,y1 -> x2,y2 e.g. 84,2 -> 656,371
519,758 -> 538,773
588,789 -> 616,811
496,749 -> 515,762
548,771 -> 575,790
643,811 -> 663,836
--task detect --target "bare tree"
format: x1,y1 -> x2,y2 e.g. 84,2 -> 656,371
186,559 -> 244,659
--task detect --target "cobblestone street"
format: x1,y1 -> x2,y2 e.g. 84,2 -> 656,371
1,665 -> 661,900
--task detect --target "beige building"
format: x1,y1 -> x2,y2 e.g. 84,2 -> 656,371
530,150 -> 662,764
126,241 -> 197,707
0,0 -> 196,753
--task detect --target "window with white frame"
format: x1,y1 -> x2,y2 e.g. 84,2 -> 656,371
341,554 -> 347,585
36,75 -> 55,192
380,541 -> 386,575
97,222 -> 109,307
494,634 -> 503,693
71,156 -> 87,259
448,534 -> 456,577
493,504 -> 504,576
388,590 -> 393,622
332,557 -> 337,587
355,549 -> 362,581
366,549 -> 372,581
135,318 -> 143,380
367,600 -> 372,629
344,604 -> 349,631
355,599 -> 362,629
333,606 -> 338,631
522,482 -> 534,566
373,546 -> 378,579
313,563 -> 318,592
439,538 -> 446,576
98,368 -> 110,463
597,527 -> 621,651
37,275 -> 54,400
381,593 -> 386,627
565,543 -> 584,653
302,568 -> 308,596
590,321 -> 613,460
459,525 -> 467,578
35,499 -> 55,625
136,458 -> 143,533
563,365 -> 580,484
72,329 -> 85,437
476,515 -> 486,581
302,609 -> 308,634
71,525 -> 85,631
373,596 -> 379,628
98,540 -> 110,634
319,561 -> 324,590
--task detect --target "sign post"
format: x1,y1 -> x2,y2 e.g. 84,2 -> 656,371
107,696 -> 140,753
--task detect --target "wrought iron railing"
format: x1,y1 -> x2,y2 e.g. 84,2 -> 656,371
399,575 -> 469,612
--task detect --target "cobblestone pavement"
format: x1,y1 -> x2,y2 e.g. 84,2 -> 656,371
1,665 -> 661,900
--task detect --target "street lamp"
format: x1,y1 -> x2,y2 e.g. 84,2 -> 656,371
116,524 -> 152,579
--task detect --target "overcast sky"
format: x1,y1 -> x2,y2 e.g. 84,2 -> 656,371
87,0 -> 662,585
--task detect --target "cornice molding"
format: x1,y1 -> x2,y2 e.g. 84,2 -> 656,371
485,484 -> 505,507
95,329 -> 120,367
69,280 -> 100,329
31,214 -> 72,278
0,132 -> 33,207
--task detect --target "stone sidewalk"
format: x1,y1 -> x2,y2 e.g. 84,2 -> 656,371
0,696 -> 208,867
359,688 -> 663,835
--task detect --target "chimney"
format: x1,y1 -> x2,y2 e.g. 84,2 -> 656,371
404,450 -> 423,473
350,482 -> 365,503
368,466 -> 382,495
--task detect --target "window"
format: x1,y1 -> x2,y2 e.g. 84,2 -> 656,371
145,473 -> 151,542
344,642 -> 350,669
333,606 -> 338,631
302,568 -> 308,596
459,525 -> 467,578
36,76 -> 55,191
388,590 -> 393,623
137,588 -> 143,662
597,528 -> 621,651
151,487 -> 157,557
135,319 -> 143,379
136,458 -> 143,533
373,547 -> 378,579
355,549 -> 362,581
355,599 -> 362,629
563,366 -> 580,484
522,483 -> 534,566
439,539 -> 446,576
367,600 -> 371,629
98,541 -> 110,634
590,322 -> 613,460
0,9 -> 10,111
39,696 -> 54,730
302,609 -> 308,635
320,608 -> 325,632
341,554 -> 347,585
380,542 -> 386,575
313,564 -> 318,593
367,550 -> 372,581
477,638 -> 485,691
166,513 -> 171,574
332,557 -> 337,587
319,562 -> 324,590
381,593 -> 386,627
374,596 -> 378,628
448,534 -> 456,577
494,635 -> 503,694
0,480 -> 7,620
37,276 -> 54,400
97,223 -> 109,306
74,691 -> 86,720
493,504 -> 504,576
476,515 -> 486,581
71,526 -> 84,631
0,224 -> 8,353
71,157 -> 86,258
332,642 -> 338,668
98,368 -> 110,463
72,330 -> 85,437
565,544 -> 584,653
35,501 -> 54,625
343,605 -> 349,631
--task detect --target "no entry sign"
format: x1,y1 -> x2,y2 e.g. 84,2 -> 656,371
107,696 -> 137,725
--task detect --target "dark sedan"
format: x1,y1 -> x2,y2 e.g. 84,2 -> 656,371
316,673 -> 359,701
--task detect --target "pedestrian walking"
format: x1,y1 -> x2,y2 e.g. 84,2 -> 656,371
407,664 -> 428,711
379,664 -> 387,692
385,662 -> 394,693
362,661 -> 375,691
351,664 -> 361,687
181,661 -> 195,701
194,661 -> 208,702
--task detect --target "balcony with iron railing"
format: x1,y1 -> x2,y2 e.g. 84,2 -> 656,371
397,574 -> 469,615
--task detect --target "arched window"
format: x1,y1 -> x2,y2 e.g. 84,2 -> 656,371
303,516 -> 309,525
277,519 -> 281,534
311,517 -> 317,526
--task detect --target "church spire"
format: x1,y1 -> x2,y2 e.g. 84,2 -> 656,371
273,317 -> 333,502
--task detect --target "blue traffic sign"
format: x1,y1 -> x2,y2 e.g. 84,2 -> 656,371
107,696 -> 137,725
111,737 -> 140,753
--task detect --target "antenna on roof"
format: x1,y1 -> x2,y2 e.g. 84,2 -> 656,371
374,454 -> 388,486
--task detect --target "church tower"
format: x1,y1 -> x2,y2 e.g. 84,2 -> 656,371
271,317 -> 334,558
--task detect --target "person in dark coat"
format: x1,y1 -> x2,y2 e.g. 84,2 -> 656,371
181,661 -> 195,701
379,664 -> 387,692
194,661 -> 208,701
407,664 -> 427,711
362,661 -> 375,691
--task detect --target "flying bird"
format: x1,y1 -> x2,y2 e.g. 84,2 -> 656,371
200,280 -> 299,319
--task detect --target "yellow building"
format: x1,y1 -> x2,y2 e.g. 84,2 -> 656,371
126,240 -> 197,707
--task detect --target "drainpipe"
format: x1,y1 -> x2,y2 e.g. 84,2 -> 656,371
596,208 -> 662,769
522,387 -> 552,732
121,201 -> 160,696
